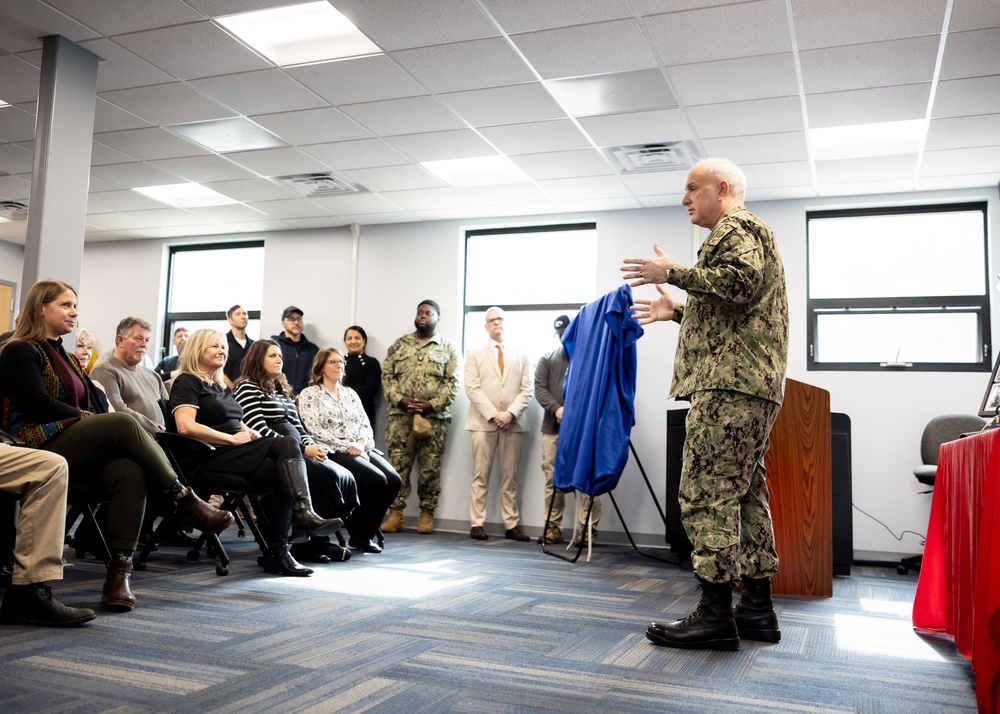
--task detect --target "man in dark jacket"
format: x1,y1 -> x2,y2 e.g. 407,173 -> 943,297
272,306 -> 318,395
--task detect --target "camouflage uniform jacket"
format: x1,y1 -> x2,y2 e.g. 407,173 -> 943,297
668,206 -> 788,405
381,332 -> 460,421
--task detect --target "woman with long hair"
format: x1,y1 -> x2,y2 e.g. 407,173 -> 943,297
298,347 -> 401,553
234,340 -> 356,563
342,325 -> 380,430
0,279 -> 233,612
170,330 -> 341,576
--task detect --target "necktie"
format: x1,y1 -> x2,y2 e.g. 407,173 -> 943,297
496,344 -> 504,375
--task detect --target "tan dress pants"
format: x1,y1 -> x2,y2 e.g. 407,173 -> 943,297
469,429 -> 523,529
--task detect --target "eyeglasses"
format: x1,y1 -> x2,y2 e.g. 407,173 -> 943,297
486,317 -> 505,324
284,316 -> 303,323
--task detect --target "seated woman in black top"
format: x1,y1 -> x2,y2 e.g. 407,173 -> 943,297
234,340 -> 357,563
298,347 -> 401,553
0,279 -> 232,612
342,326 -> 381,430
169,330 -> 341,577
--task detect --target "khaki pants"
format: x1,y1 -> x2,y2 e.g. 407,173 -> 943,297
469,429 -> 523,529
0,444 -> 68,585
541,433 -> 601,532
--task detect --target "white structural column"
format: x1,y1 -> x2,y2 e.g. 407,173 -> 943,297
22,35 -> 99,303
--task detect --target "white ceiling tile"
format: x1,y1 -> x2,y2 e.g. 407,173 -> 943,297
227,219 -> 297,233
647,1 -> 792,64
87,211 -> 158,230
376,187 -> 478,211
282,215 -> 353,229
438,84 -> 565,127
667,54 -> 799,105
300,139 -> 412,170
702,132 -> 809,165
384,130 -> 496,162
79,39 -> 175,93
791,0 -> 947,50
145,155 -> 259,183
458,183 -> 550,205
190,70 -> 328,117
0,56 -> 41,104
948,0 -> 1000,31
0,143 -> 34,174
340,96 -> 466,136
330,0 -> 498,50
816,178 -> 917,197
344,164 -> 445,192
250,107 -> 372,146
88,175 -> 125,192
807,85 -> 931,128
926,114 -> 1000,151
245,198 -> 335,220
183,204 -> 271,223
90,161 -> 193,188
815,155 -> 918,184
202,178 -> 299,202
478,120 -> 591,155
687,97 -> 804,138
744,185 -> 816,201
535,175 -> 630,201
799,37 -> 940,94
547,68 -> 676,117
414,207 -> 490,220
93,98 -> 153,133
0,175 -> 31,201
480,0 -> 632,33
91,141 -> 137,165
0,1 -> 98,52
932,76 -> 1000,118
559,196 -> 640,212
488,202 -> 563,217
286,55 -> 426,106
920,146 -> 1000,176
939,28 -> 1000,80
309,193 -> 407,214
742,161 -> 814,189
79,189 -> 165,212
637,193 -> 686,208
94,127 -> 211,161
223,148 -> 331,177
183,0 -> 302,17
114,21 -> 272,80
345,211 -> 421,225
916,171 -> 1000,191
100,83 -> 236,125
392,38 -> 536,93
577,108 -> 692,147
619,171 -> 686,196
45,0 -> 204,35
0,105 -> 39,143
129,207 -> 215,227
511,150 -> 613,180
512,19 -> 657,79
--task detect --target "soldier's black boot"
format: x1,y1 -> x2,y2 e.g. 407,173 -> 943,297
733,576 -> 781,642
646,577 -> 739,651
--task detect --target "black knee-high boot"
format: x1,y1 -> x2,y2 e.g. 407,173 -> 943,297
276,459 -> 342,542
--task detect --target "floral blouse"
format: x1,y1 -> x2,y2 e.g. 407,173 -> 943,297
297,383 -> 374,454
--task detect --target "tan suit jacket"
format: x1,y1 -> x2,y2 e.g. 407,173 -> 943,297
463,341 -> 532,432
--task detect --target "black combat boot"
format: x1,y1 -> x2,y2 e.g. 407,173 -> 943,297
646,578 -> 739,651
733,576 -> 781,642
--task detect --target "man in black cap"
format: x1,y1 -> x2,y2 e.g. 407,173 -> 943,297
272,306 -> 319,395
534,313 -> 601,546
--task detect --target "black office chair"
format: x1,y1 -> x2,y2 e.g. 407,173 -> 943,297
898,414 -> 987,574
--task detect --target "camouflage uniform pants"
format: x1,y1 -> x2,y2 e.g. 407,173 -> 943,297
680,389 -> 781,585
385,414 -> 450,511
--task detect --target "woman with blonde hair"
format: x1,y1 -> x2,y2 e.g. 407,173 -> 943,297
170,329 -> 341,576
72,328 -> 97,374
0,279 -> 233,612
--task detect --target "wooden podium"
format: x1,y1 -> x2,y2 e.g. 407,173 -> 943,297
766,378 -> 832,597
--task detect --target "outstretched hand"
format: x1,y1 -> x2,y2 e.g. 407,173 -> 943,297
621,243 -> 673,287
630,284 -> 676,325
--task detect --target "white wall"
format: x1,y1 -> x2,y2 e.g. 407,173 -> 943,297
19,182 -> 996,559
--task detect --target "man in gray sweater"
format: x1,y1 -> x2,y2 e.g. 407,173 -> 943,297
91,316 -> 168,436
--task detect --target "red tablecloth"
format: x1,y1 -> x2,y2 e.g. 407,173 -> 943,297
913,428 -> 1000,714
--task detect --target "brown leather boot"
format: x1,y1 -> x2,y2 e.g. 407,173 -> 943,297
102,560 -> 137,611
417,509 -> 434,534
174,488 -> 234,535
381,507 -> 405,533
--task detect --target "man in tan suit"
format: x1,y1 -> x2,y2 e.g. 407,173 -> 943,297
464,307 -> 533,541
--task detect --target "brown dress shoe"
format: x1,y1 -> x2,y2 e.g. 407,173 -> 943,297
174,489 -> 234,535
505,526 -> 531,542
102,560 -> 137,611
470,526 -> 488,540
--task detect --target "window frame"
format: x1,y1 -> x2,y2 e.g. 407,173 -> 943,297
806,201 -> 991,373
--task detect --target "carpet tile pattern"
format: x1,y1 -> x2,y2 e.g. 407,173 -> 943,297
0,530 -> 977,713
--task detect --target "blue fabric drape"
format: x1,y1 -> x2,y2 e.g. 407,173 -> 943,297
554,285 -> 643,497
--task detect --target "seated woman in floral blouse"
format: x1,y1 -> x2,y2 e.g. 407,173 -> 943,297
298,347 -> 401,553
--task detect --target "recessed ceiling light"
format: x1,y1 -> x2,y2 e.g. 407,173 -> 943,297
810,119 -> 927,161
0,99 -> 9,108
165,117 -> 289,153
133,183 -> 240,208
217,1 -> 381,67
421,156 -> 529,187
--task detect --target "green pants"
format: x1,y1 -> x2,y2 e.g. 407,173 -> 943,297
680,389 -> 781,585
43,412 -> 178,551
385,414 -> 450,511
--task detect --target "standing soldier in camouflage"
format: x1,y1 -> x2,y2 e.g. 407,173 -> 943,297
380,300 -> 460,535
622,157 -> 789,651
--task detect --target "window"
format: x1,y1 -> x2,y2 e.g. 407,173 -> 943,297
463,223 -> 597,358
163,241 -> 264,360
806,202 -> 990,371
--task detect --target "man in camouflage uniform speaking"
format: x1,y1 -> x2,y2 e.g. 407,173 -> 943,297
380,299 -> 460,536
622,158 -> 789,652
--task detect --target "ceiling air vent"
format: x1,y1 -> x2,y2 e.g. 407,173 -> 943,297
0,200 -> 28,220
275,172 -> 368,198
602,140 -> 700,174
